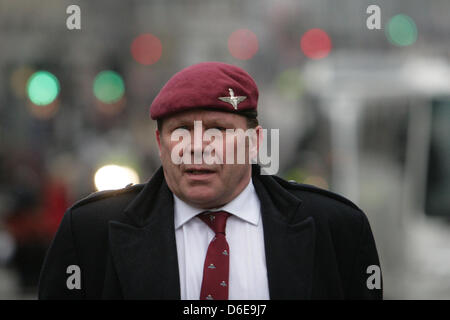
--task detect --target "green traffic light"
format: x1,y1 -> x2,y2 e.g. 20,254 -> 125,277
386,14 -> 417,47
27,71 -> 60,106
93,71 -> 125,103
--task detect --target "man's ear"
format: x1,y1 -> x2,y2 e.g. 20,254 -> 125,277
155,129 -> 162,157
255,125 -> 263,152
248,125 -> 263,162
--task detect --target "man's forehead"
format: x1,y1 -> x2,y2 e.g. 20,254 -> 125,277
166,109 -> 238,123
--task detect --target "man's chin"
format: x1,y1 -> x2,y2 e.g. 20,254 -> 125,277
181,188 -> 224,209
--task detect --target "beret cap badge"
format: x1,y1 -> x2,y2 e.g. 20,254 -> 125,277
218,88 -> 247,110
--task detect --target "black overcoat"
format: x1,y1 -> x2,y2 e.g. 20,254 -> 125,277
38,165 -> 382,299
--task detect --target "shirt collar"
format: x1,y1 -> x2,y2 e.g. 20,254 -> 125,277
174,179 -> 260,229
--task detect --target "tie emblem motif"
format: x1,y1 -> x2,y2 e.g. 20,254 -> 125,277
198,211 -> 231,300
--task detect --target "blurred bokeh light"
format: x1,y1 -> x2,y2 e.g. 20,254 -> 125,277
93,70 -> 125,104
10,66 -> 35,99
300,28 -> 332,59
26,71 -> 60,106
94,164 -> 140,191
227,29 -> 259,60
130,33 -> 163,65
27,99 -> 59,120
275,69 -> 304,101
386,14 -> 418,47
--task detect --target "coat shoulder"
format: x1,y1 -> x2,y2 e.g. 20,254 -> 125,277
271,175 -> 367,232
273,175 -> 362,213
69,183 -> 145,218
63,183 -> 146,249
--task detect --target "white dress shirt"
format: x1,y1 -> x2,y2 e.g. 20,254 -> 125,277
174,179 -> 270,300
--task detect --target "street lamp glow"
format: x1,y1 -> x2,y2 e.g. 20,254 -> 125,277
94,164 -> 140,191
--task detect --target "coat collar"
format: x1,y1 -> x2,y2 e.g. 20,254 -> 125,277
107,167 -> 181,299
107,165 -> 315,299
252,165 -> 316,299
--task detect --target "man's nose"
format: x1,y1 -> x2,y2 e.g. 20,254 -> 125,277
188,126 -> 208,160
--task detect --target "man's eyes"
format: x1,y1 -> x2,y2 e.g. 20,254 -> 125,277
172,125 -> 228,131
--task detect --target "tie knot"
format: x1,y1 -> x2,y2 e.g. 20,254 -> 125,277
198,211 -> 231,235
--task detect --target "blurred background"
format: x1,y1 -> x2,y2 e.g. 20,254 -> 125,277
0,0 -> 449,299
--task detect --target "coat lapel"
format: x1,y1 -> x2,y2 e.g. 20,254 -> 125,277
253,167 -> 316,299
108,167 -> 181,299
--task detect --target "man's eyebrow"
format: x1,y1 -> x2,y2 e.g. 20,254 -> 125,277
166,117 -> 236,129
204,118 -> 235,126
166,118 -> 193,127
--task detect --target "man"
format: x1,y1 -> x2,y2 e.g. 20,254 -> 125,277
38,62 -> 382,299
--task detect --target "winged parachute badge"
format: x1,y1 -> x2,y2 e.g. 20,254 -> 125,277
218,88 -> 247,110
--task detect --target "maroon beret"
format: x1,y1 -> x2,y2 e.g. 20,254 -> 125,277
150,62 -> 258,120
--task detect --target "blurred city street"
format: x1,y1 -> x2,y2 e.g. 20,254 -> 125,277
1,0 -> 450,299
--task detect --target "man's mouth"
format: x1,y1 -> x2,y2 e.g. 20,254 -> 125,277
184,166 -> 217,176
185,169 -> 215,175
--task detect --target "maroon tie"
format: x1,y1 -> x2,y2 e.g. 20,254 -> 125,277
198,211 -> 231,300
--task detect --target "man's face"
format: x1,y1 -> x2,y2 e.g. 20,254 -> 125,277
156,109 -> 261,209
